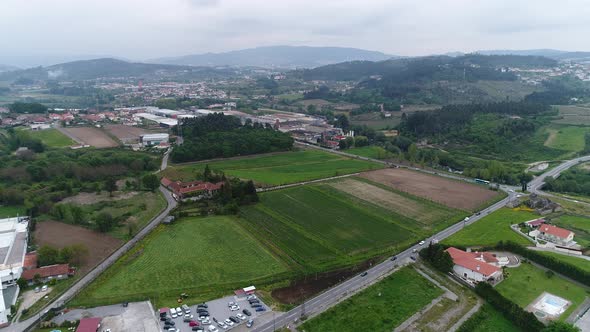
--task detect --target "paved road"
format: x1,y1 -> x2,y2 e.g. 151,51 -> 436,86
252,151 -> 590,332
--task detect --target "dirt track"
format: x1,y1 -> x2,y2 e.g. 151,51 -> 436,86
61,127 -> 118,148
34,221 -> 122,274
360,168 -> 498,211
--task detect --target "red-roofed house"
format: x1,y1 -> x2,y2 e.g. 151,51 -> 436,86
525,218 -> 546,227
537,224 -> 575,246
21,264 -> 74,285
76,317 -> 101,332
446,247 -> 503,284
161,177 -> 223,200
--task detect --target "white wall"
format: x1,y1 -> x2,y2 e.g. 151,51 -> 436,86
453,265 -> 487,282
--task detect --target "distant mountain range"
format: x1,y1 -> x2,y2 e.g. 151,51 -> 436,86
0,58 -> 236,82
0,64 -> 18,73
149,46 -> 397,69
455,49 -> 590,61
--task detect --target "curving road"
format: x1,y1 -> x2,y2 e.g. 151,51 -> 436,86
252,148 -> 590,332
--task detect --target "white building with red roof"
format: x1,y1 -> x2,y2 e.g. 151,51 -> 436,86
537,224 -> 575,246
446,247 -> 503,284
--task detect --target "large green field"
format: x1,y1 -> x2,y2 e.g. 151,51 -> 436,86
443,208 -> 537,247
162,150 -> 383,186
345,146 -> 394,159
0,205 -> 25,218
239,184 -> 418,271
543,125 -> 590,153
26,128 -> 75,148
75,216 -> 288,307
459,304 -> 522,332
497,262 -> 588,320
300,267 -> 443,332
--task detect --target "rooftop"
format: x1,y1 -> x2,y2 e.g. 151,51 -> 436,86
76,317 -> 101,332
446,247 -> 501,277
539,224 -> 573,239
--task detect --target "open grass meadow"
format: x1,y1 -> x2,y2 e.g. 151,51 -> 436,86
553,105 -> 590,126
239,184 -> 421,271
0,205 -> 25,218
496,262 -> 589,320
162,150 -> 383,186
299,267 -> 443,332
345,146 -> 394,159
459,303 -> 522,332
443,208 -> 537,247
543,125 -> 590,153
74,216 -> 289,307
27,128 -> 75,148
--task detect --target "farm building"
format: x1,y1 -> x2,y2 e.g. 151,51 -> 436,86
161,177 -> 223,201
446,247 -> 503,285
534,224 -> 575,246
0,217 -> 29,327
140,133 -> 169,147
21,263 -> 75,285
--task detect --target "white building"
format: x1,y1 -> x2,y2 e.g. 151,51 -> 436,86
140,133 -> 169,147
446,247 -> 503,285
0,217 -> 29,327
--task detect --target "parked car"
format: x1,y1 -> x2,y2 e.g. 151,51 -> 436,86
212,317 -> 219,324
217,322 -> 227,329
227,301 -> 236,307
248,299 -> 259,304
246,295 -> 257,300
242,309 -> 252,316
360,271 -> 368,277
192,328 -> 203,332
251,303 -> 262,308
41,285 -> 48,292
160,316 -> 168,321
189,320 -> 199,327
184,318 -> 192,323
390,256 -> 397,261
202,317 -> 211,325
255,307 -> 266,312
207,326 -> 219,332
199,312 -> 210,317
176,307 -> 182,315
246,319 -> 254,328
224,319 -> 234,326
197,303 -> 208,308
236,313 -> 246,320
170,308 -> 177,318
410,256 -> 416,261
185,314 -> 194,319
418,240 -> 425,246
229,316 -> 239,323
230,305 -> 239,311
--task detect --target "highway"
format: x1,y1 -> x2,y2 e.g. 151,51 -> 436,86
252,150 -> 590,332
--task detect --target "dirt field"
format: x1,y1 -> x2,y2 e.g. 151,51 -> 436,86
105,124 -> 153,144
60,191 -> 139,205
34,221 -> 122,274
61,127 -> 119,148
329,179 -> 453,225
359,169 -> 498,211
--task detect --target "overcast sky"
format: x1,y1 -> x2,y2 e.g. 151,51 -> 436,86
2,0 -> 590,60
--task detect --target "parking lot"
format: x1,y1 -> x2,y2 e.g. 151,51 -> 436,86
160,294 -> 272,331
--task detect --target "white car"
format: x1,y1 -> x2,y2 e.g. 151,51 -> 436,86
176,307 -> 182,315
246,295 -> 257,300
230,305 -> 240,311
202,317 -> 211,325
41,285 -> 48,292
217,322 -> 227,329
184,313 -> 193,319
224,319 -> 234,326
236,313 -> 246,320
418,240 -> 425,246
227,301 -> 236,307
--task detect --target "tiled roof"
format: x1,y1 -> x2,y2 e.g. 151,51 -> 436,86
76,317 -> 101,332
539,224 -> 573,239
23,252 -> 37,270
446,247 -> 501,277
21,264 -> 70,281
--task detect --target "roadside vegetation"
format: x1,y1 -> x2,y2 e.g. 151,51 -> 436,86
457,304 -> 522,332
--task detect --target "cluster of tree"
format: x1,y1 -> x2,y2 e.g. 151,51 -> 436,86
8,102 -> 48,114
418,243 -> 454,273
474,282 -> 545,332
544,168 -> 590,196
2,128 -> 45,153
496,241 -> 590,286
37,244 -> 89,267
171,113 -> 293,163
303,86 -> 340,101
526,76 -> 590,105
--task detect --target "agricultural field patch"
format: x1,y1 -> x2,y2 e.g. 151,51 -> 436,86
496,262 -> 587,320
553,105 -> 590,125
163,150 -> 383,186
60,127 -> 119,148
360,168 -> 499,211
27,128 -> 75,148
543,125 -> 590,152
299,267 -> 443,332
239,184 -> 417,271
34,221 -> 122,275
76,216 -> 288,307
443,208 -> 536,247
345,146 -> 394,159
104,124 -> 157,144
329,178 -> 465,232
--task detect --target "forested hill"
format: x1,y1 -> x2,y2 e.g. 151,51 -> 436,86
0,58 -> 235,82
300,54 -> 557,81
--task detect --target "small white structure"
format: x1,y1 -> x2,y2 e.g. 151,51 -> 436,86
29,124 -> 51,131
446,247 -> 503,284
0,217 -> 29,327
140,133 -> 169,147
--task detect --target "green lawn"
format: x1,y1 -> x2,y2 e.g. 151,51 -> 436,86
552,214 -> 590,247
28,128 -> 75,148
543,125 -> 590,153
459,304 -> 522,332
497,262 -> 589,320
443,208 -> 536,247
300,267 -> 443,332
239,184 -> 417,271
0,205 -> 25,218
163,150 -> 383,186
535,251 -> 590,273
345,146 -> 394,159
75,216 -> 288,307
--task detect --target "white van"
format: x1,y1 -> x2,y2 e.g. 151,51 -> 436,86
170,307 -> 177,318
182,304 -> 191,314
